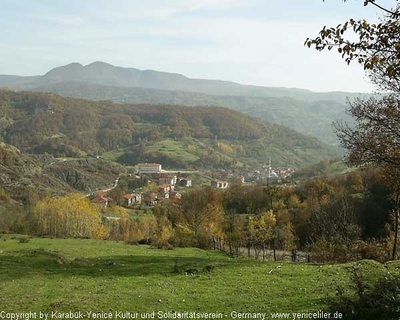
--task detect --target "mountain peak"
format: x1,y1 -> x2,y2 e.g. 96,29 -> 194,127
85,61 -> 114,68
53,62 -> 83,70
44,62 -> 83,77
67,62 -> 83,67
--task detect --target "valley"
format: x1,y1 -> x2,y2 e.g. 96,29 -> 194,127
0,63 -> 396,320
2,0 -> 400,317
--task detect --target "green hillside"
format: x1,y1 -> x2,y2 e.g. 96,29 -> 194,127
0,89 -> 341,169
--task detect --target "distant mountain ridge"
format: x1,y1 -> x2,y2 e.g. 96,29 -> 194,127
0,61 -> 370,101
0,61 -> 372,144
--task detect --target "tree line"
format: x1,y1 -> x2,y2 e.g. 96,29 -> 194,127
1,166 -> 397,263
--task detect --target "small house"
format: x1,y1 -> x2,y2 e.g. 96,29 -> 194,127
169,190 -> 182,200
91,196 -> 111,208
123,193 -> 142,206
178,178 -> 192,187
211,180 -> 229,189
143,192 -> 157,207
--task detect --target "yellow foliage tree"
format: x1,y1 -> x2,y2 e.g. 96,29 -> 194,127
248,210 -> 277,261
276,210 -> 297,252
216,142 -> 234,155
153,215 -> 174,249
32,193 -> 107,239
180,186 -> 224,248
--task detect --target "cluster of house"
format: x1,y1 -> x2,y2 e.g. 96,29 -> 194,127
89,190 -> 145,208
253,167 -> 295,184
144,175 -> 192,206
89,162 -> 296,212
210,165 -> 294,185
97,174 -> 193,208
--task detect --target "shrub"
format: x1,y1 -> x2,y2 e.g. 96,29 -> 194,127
171,225 -> 196,248
352,239 -> 391,262
307,238 -> 355,263
196,231 -> 213,250
328,264 -> 400,319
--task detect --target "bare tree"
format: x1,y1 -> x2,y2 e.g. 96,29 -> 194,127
306,1 -> 400,93
307,0 -> 400,259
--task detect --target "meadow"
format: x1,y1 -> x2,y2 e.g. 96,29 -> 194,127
0,235 -> 398,319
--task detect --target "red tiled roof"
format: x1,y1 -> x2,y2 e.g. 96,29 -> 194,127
91,196 -> 109,203
95,190 -> 106,196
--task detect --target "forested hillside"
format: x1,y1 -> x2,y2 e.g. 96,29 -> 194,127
0,62 -> 371,145
0,89 -> 341,169
29,82 -> 351,145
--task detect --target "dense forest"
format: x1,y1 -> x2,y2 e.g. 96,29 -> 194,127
0,89 -> 340,169
29,82 -> 351,145
0,61 -> 371,145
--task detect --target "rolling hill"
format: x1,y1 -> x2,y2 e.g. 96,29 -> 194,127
0,141 -> 126,232
0,61 -> 370,145
0,142 -> 126,197
26,82 -> 350,145
0,89 -> 341,170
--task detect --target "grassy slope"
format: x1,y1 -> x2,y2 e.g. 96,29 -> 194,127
146,139 -> 200,163
0,236 -> 398,317
105,137 -> 339,170
290,159 -> 356,182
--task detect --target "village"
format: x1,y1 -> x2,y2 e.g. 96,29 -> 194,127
88,162 -> 295,210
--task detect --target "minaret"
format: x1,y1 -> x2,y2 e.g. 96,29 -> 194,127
268,158 -> 272,178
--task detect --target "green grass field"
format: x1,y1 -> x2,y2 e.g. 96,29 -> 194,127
147,140 -> 200,163
0,235 -> 398,318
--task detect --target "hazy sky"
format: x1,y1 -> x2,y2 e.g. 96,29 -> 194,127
0,0 -> 394,92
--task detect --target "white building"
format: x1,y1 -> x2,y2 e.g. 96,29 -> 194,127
137,163 -> 162,174
211,180 -> 228,189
